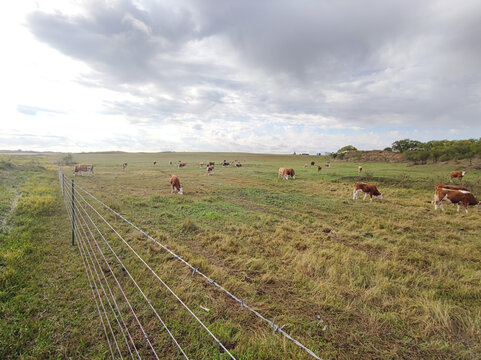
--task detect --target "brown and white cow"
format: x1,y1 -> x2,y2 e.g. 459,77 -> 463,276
169,161 -> 172,166
358,166 -> 362,173
208,161 -> 215,166
74,164 -> 94,176
222,161 -> 230,167
170,175 -> 183,195
304,163 -> 308,168
434,187 -> 480,213
317,166 -> 322,172
353,182 -> 382,201
178,162 -> 186,168
207,165 -> 214,175
153,161 -> 157,165
450,171 -> 466,181
433,184 -> 470,204
279,168 -> 295,180
235,163 -> 242,167
199,162 -> 204,168
325,163 -> 331,168
311,161 -> 315,166
122,162 -> 128,171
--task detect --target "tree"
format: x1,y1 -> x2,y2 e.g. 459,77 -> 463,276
391,139 -> 423,153
337,145 -> 357,153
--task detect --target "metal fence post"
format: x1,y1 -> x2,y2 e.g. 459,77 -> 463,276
62,173 -> 65,198
71,179 -> 75,246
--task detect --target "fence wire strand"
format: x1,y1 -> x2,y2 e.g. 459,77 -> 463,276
59,168 -> 324,360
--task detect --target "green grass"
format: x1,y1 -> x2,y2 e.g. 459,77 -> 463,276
1,152 -> 481,359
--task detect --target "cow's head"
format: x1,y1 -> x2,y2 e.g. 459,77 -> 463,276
178,187 -> 183,195
462,171 -> 467,176
377,193 -> 383,200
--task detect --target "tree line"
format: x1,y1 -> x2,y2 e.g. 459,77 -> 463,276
389,138 -> 481,164
330,138 -> 481,164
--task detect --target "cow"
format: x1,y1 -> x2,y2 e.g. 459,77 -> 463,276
450,171 -> 466,181
358,166 -> 362,173
153,161 -> 157,165
207,165 -> 214,175
353,182 -> 382,202
304,164 -> 308,168
178,162 -> 186,168
170,175 -> 183,195
325,163 -> 331,168
317,166 -> 322,172
222,162 -> 230,167
434,187 -> 480,213
279,168 -> 295,180
208,161 -> 215,166
433,184 -> 470,204
235,163 -> 242,167
199,162 -> 204,168
74,164 -> 94,176
122,162 -> 128,171
169,161 -> 172,166
311,161 -> 315,166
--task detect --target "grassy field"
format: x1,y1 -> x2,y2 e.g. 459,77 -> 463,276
1,152 -> 481,359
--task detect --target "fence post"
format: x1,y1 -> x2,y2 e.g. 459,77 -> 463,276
62,173 -> 65,198
71,179 -> 75,246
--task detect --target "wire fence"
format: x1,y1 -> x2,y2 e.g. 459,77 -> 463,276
57,166 -> 324,360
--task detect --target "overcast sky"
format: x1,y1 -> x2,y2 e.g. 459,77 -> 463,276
1,0 -> 480,153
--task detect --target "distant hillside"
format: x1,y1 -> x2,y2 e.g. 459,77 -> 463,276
334,150 -> 404,163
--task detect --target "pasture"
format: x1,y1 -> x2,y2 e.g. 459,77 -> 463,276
1,152 -> 481,359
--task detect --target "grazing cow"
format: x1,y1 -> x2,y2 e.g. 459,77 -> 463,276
279,168 -> 295,179
208,161 -> 215,166
170,175 -> 183,195
74,164 -> 94,176
222,162 -> 230,167
434,187 -> 480,213
178,162 -> 187,168
153,161 -> 157,165
311,161 -> 315,166
433,184 -> 470,204
207,165 -> 214,175
358,166 -> 362,173
199,162 -> 204,168
169,161 -> 172,166
325,163 -> 331,168
304,164 -> 308,168
450,171 -> 466,181
122,162 -> 128,171
353,182 -> 382,202
317,166 -> 322,172
235,163 -> 242,167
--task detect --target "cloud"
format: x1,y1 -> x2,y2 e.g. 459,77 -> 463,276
10,0 -> 481,152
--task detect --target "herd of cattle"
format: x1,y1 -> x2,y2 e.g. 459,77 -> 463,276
72,162 -> 479,213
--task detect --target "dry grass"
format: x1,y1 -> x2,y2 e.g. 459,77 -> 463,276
2,152 -> 481,359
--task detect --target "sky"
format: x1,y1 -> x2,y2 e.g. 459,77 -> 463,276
1,0 -> 480,154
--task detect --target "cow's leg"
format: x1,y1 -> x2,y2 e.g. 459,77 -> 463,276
440,202 -> 445,212
363,192 -> 368,201
353,189 -> 358,199
171,185 -> 174,193
369,194 -> 373,202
